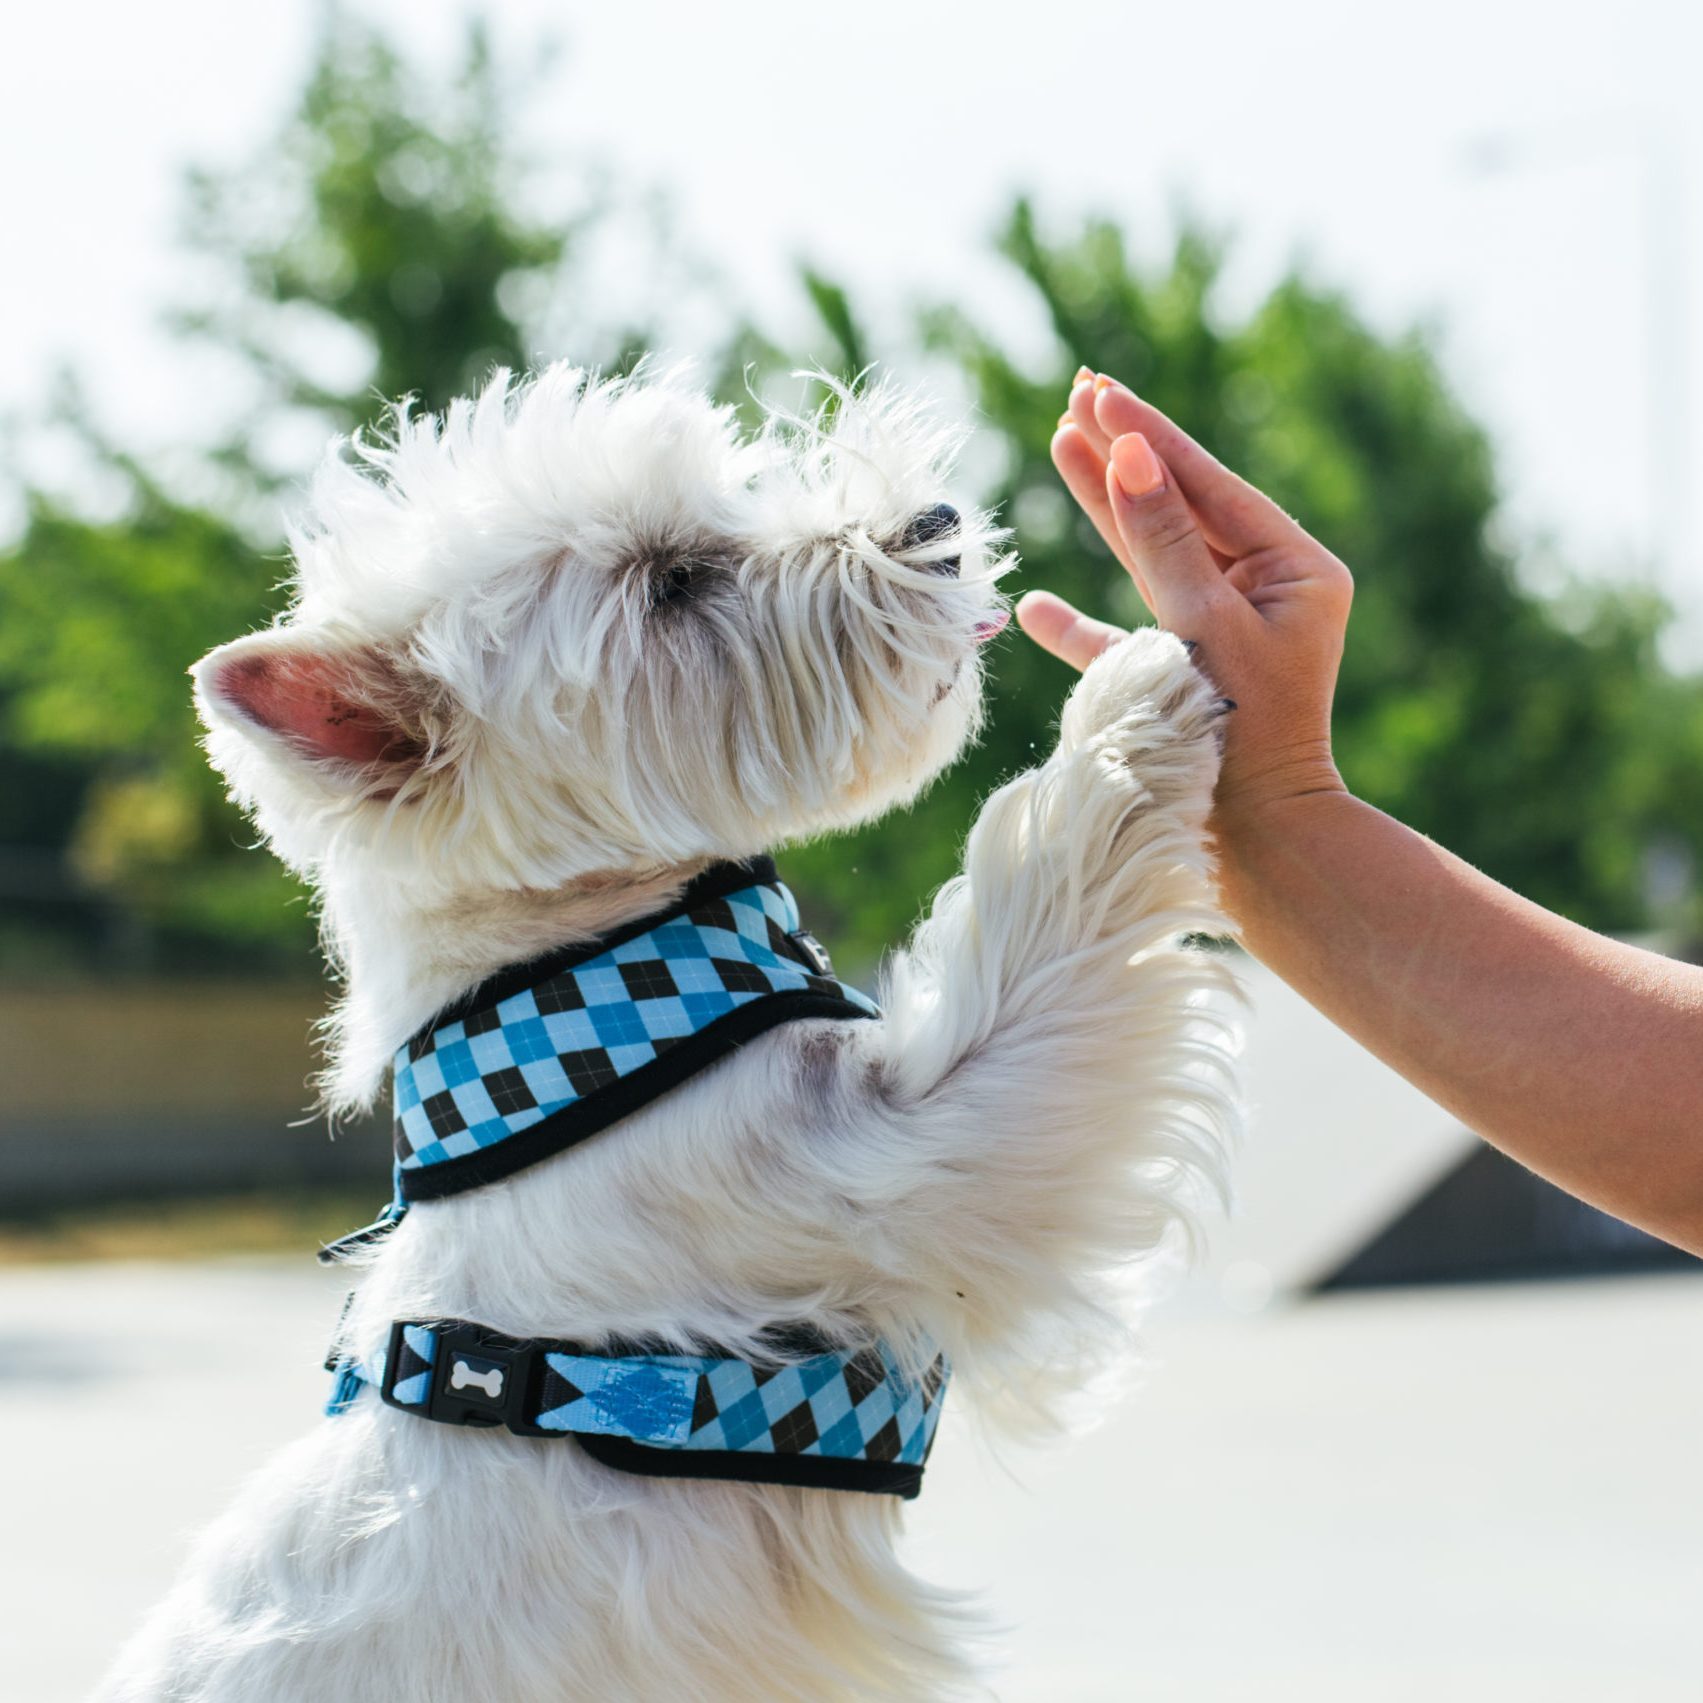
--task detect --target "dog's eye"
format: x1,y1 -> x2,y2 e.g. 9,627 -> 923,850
639,542 -> 735,612
650,559 -> 698,608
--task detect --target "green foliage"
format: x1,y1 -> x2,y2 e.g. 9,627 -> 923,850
0,11 -> 636,969
178,12 -> 579,436
799,270 -> 871,384
3,22 -> 1700,982
819,199 -> 1699,950
0,467 -> 307,965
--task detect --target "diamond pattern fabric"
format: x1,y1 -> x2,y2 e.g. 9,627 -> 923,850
322,861 -> 949,1497
333,1322 -> 948,1475
392,875 -> 878,1185
534,1340 -> 946,1466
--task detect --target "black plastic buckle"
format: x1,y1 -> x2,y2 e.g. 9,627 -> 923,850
381,1320 -> 549,1436
788,928 -> 835,978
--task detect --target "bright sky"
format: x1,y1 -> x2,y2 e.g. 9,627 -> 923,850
6,0 -> 1702,654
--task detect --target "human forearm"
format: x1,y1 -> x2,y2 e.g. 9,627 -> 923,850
1216,788 -> 1703,1252
1025,369 -> 1703,1254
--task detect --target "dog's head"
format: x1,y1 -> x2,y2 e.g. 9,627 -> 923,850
194,363 -> 1011,902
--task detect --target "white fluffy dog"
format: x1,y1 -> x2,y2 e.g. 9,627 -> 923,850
99,363 -> 1239,1702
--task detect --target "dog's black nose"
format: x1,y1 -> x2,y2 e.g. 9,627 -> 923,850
903,503 -> 961,577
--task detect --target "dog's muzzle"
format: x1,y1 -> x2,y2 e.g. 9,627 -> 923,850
903,502 -> 1008,662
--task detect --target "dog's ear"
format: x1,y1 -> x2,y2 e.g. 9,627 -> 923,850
194,634 -> 429,772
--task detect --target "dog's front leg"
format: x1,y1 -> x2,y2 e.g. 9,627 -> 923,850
831,628 -> 1241,1350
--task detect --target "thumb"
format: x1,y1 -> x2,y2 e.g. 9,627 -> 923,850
1014,589 -> 1128,673
1105,433 -> 1229,624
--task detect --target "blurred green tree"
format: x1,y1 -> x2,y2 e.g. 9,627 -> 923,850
175,14 -> 603,451
771,202 -> 1703,961
0,454 -> 306,966
3,14 -> 1699,982
0,11 -> 641,969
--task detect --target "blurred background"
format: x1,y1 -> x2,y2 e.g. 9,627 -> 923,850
3,2 -> 1702,1697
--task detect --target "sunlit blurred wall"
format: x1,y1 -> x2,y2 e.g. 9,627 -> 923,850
0,984 -> 382,1210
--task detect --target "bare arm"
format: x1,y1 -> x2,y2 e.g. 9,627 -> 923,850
1020,370 -> 1703,1255
1220,789 -> 1703,1247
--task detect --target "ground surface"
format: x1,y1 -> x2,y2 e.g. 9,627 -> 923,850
5,1258 -> 1699,1701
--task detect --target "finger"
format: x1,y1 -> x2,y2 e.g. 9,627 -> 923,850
1051,426 -> 1154,612
1094,378 -> 1307,557
1014,588 -> 1128,673
1105,433 -> 1235,622
1067,376 -> 1113,458
1076,376 -> 1235,571
1053,425 -> 1234,585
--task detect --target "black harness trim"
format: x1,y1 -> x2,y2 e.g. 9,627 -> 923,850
321,858 -> 951,1500
401,987 -> 874,1200
389,855 -> 879,1203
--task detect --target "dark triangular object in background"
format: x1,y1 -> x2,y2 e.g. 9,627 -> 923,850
1316,1142 -> 1699,1291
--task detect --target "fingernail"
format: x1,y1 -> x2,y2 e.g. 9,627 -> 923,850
1056,412 -> 1073,430
1073,365 -> 1093,385
1094,373 -> 1113,393
1109,432 -> 1164,497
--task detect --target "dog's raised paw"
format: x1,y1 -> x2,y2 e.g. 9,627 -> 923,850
1059,626 -> 1225,751
1056,627 -> 1225,817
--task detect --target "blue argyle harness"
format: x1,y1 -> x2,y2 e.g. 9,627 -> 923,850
322,857 -> 950,1498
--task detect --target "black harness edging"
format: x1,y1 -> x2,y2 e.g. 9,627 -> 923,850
321,858 -> 951,1498
328,1316 -> 942,1499
387,854 -> 879,1202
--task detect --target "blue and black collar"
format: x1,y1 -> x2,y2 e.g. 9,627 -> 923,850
328,1316 -> 947,1499
322,858 -> 950,1499
391,855 -> 878,1202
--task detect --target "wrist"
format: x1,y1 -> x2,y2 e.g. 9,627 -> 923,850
1212,776 -> 1355,940
1207,746 -> 1351,908
1212,738 -> 1349,829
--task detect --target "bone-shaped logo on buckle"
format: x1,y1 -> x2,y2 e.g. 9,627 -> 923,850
449,1357 -> 504,1400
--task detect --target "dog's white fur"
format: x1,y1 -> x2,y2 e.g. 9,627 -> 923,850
98,363 -> 1240,1702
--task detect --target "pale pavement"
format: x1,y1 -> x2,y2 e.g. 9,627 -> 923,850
3,1258 -> 1699,1701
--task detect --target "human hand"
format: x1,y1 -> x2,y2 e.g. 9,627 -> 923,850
1018,371 -> 1355,826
